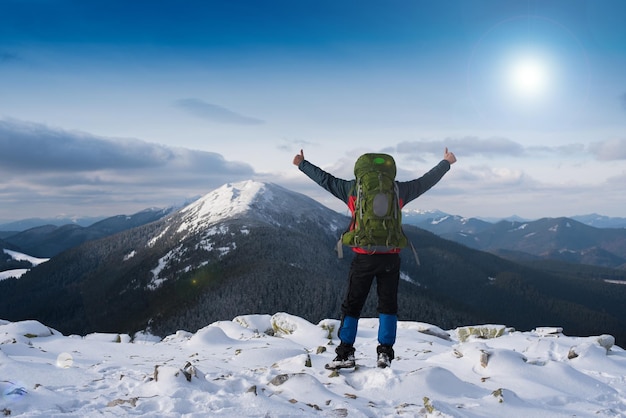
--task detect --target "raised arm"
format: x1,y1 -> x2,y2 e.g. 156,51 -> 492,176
398,147 -> 456,205
293,150 -> 354,204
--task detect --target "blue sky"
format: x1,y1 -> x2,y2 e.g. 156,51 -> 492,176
1,0 -> 625,222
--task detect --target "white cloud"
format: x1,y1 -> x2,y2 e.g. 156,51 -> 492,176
0,119 -> 256,219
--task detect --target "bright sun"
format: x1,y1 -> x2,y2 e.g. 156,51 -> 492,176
507,55 -> 550,99
467,15 -> 589,123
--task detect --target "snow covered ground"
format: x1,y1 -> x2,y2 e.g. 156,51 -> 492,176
1,313 -> 625,417
0,250 -> 49,281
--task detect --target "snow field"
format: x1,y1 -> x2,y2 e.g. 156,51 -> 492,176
1,313 -> 626,417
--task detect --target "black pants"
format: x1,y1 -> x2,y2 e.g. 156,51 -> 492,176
341,253 -> 401,317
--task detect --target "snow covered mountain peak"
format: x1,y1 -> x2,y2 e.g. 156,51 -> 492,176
176,180 -> 268,231
181,180 -> 263,217
175,180 -> 345,235
143,180 -> 347,289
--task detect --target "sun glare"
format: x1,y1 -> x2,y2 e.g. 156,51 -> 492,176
507,55 -> 550,99
468,15 -> 589,125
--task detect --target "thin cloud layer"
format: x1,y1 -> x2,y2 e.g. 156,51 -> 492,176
175,98 -> 264,125
393,136 -> 626,161
395,137 -> 526,160
588,138 -> 626,161
0,119 -> 255,219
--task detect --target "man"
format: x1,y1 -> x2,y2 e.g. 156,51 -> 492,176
293,148 -> 457,369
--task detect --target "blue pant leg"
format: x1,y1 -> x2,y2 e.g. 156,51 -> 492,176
338,315 -> 358,345
378,313 -> 397,346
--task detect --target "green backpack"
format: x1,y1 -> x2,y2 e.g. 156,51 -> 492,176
340,153 -> 408,252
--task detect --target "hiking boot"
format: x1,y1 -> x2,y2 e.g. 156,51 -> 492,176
325,343 -> 356,370
325,353 -> 356,370
377,345 -> 394,369
377,352 -> 391,368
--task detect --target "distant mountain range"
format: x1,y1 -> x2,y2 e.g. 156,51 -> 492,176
0,196 -> 204,234
570,213 -> 626,229
0,216 -> 107,233
402,209 -> 626,229
3,208 -> 626,233
0,207 -> 174,258
404,212 -> 626,269
2,180 -> 626,348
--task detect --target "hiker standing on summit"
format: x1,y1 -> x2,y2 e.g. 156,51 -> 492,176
293,148 -> 456,369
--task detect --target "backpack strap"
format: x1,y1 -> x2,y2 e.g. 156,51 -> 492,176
336,238 -> 344,259
409,240 -> 420,266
